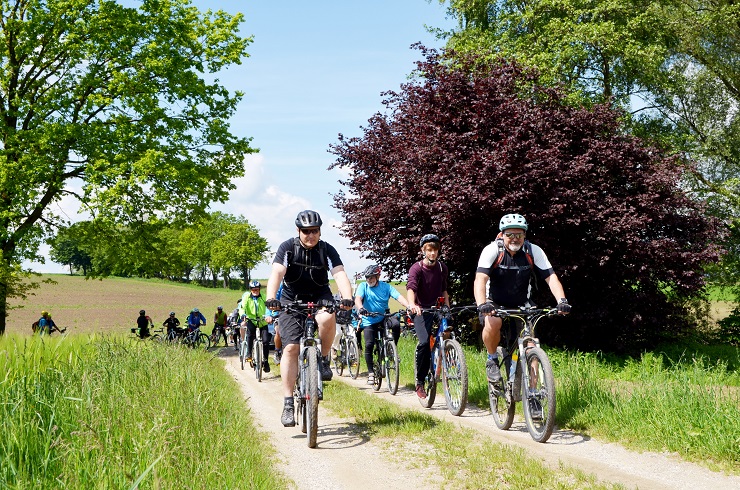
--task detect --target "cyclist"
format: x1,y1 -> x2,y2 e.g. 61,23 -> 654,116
407,234 -> 450,399
265,209 -> 354,427
186,308 -> 206,331
212,305 -> 229,345
163,311 -> 182,339
136,309 -> 154,339
474,213 -> 571,418
271,282 -> 284,365
35,310 -> 64,335
355,264 -> 411,385
239,280 -> 272,373
228,299 -> 242,350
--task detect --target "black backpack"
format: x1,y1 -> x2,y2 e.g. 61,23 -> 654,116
289,237 -> 328,270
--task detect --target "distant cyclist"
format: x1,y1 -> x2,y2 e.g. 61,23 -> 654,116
186,308 -> 206,331
355,264 -> 411,385
212,305 -> 229,345
239,280 -> 272,373
35,310 -> 65,335
228,299 -> 242,350
163,311 -> 182,338
136,309 -> 154,339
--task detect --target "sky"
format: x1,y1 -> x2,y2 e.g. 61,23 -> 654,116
26,0 -> 456,280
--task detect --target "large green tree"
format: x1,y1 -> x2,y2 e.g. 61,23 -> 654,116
330,48 -> 722,352
0,0 -> 254,333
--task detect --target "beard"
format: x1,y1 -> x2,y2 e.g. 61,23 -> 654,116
506,243 -> 522,253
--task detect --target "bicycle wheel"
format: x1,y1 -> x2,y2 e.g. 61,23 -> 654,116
193,333 -> 210,350
294,378 -> 306,434
254,339 -> 263,382
306,346 -> 320,448
239,340 -> 246,370
385,340 -> 400,395
415,348 -> 437,409
333,337 -> 345,376
440,339 -> 468,416
372,343 -> 383,392
522,347 -> 556,443
490,346 -> 516,430
347,336 -> 360,379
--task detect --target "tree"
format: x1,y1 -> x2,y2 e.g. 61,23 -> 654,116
49,223 -> 93,275
0,0 -> 255,333
212,221 -> 270,289
329,47 -> 722,352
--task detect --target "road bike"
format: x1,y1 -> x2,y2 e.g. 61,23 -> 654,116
488,306 -> 559,443
332,312 -> 361,379
362,310 -> 401,395
413,299 -> 470,416
282,299 -> 335,448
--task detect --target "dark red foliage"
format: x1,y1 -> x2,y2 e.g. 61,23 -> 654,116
329,46 -> 723,352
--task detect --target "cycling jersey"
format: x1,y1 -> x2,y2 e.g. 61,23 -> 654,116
476,242 -> 554,306
273,238 -> 343,301
356,280 -> 401,328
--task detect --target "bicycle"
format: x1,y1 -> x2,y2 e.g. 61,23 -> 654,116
413,299 -> 470,416
209,323 -> 228,347
183,324 -> 210,350
130,327 -> 162,342
240,318 -> 269,381
332,312 -> 360,379
488,306 -> 559,443
362,310 -> 401,395
281,299 -> 335,448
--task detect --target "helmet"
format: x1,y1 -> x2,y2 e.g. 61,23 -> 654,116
139,310 -> 146,315
193,308 -> 199,313
499,213 -> 528,231
295,210 -> 322,229
363,264 -> 381,278
419,234 -> 441,248
169,311 -> 175,316
41,310 -> 48,316
217,305 -> 223,310
249,280 -> 261,289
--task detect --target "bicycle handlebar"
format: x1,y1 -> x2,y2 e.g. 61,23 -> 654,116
491,306 -> 558,318
277,299 -> 338,315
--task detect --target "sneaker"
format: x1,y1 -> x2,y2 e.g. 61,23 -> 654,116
320,356 -> 333,381
281,403 -> 295,427
263,360 -> 270,373
415,384 -> 427,399
486,358 -> 502,383
367,373 -> 375,385
528,397 -> 543,420
274,350 -> 282,365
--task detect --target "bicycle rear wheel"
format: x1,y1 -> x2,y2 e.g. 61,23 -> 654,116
441,339 -> 468,416
347,337 -> 360,379
333,338 -> 345,376
254,339 -> 263,382
490,346 -> 515,430
523,347 -> 556,443
306,346 -> 320,448
415,348 -> 437,408
385,340 -> 400,395
372,343 -> 383,392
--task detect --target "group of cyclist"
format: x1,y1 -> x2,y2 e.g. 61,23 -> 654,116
133,307 -> 212,340
255,209 -> 571,428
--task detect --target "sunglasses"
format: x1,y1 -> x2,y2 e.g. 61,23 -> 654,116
503,232 -> 524,239
301,228 -> 320,235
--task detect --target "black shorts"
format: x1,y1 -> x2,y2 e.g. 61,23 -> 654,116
279,291 -> 334,345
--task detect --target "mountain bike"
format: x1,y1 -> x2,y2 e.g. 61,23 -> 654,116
488,306 -> 558,443
413,299 -> 470,416
333,313 -> 360,379
209,323 -> 227,347
363,310 -> 401,395
130,327 -> 161,342
248,318 -> 269,382
183,324 -> 210,350
282,299 -> 335,449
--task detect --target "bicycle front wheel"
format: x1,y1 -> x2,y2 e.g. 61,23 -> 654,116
239,340 -> 246,370
414,349 -> 437,409
372,344 -> 383,392
254,339 -> 263,382
523,347 -> 556,443
441,339 -> 468,416
196,333 -> 210,350
385,340 -> 400,395
490,346 -> 515,430
333,338 -> 345,376
347,337 -> 360,379
306,346 -> 320,448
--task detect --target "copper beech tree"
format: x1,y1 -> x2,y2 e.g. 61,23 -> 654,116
330,47 -> 722,351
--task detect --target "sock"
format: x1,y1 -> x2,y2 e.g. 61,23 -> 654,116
488,353 -> 497,361
284,396 -> 293,406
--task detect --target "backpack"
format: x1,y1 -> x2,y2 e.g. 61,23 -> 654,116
491,232 -> 537,291
289,237 -> 327,270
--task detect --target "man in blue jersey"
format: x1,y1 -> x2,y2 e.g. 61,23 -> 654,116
354,264 -> 411,385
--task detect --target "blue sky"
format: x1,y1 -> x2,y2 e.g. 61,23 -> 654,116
29,0 -> 456,279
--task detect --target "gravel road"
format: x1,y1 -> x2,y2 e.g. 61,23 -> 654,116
221,348 -> 740,490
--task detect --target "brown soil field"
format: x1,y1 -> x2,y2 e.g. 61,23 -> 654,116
6,274 -> 260,336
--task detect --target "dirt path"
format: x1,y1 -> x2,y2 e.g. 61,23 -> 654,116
220,348 -> 740,490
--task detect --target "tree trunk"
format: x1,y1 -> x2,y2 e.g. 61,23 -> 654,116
0,277 -> 6,335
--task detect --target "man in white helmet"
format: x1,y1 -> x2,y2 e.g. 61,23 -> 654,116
474,213 -> 570,416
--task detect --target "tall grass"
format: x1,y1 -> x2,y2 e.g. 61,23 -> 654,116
395,335 -> 740,472
0,334 -> 287,489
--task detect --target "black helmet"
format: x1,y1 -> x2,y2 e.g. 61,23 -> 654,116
419,234 -> 441,248
295,210 -> 323,229
363,264 -> 381,278
139,310 -> 146,315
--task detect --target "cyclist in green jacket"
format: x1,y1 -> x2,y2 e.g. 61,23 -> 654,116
240,280 -> 273,373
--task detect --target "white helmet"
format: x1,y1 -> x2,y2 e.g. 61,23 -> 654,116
499,213 -> 528,231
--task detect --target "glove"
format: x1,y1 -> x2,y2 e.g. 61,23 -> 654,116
340,298 -> 354,309
557,299 -> 571,314
358,308 -> 369,316
477,302 -> 495,314
265,298 -> 281,310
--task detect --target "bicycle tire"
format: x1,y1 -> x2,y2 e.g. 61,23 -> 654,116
200,333 -> 211,350
441,339 -> 468,416
240,340 -> 246,370
254,339 -> 263,382
333,337 -> 345,376
523,347 -> 556,443
372,343 -> 383,392
490,346 -> 516,430
347,336 -> 360,379
294,378 -> 306,434
415,349 -> 437,409
385,340 -> 400,395
150,334 -> 162,343
306,346 -> 320,448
